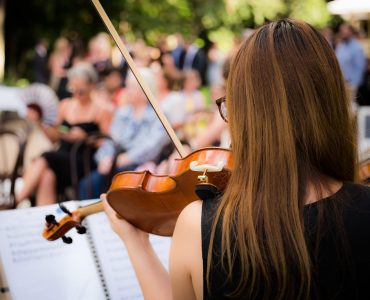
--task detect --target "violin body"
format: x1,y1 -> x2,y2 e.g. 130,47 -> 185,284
107,147 -> 233,236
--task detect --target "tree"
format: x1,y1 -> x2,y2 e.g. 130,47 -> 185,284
0,0 -> 5,81
3,0 -> 331,82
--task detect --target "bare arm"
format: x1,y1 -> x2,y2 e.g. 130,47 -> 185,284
102,194 -> 172,300
96,107 -> 113,134
41,99 -> 69,142
170,201 -> 202,300
102,194 -> 202,300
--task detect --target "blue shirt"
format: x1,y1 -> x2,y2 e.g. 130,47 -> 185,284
95,105 -> 170,165
336,38 -> 366,87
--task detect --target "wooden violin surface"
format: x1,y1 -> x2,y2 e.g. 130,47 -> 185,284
107,147 -> 233,236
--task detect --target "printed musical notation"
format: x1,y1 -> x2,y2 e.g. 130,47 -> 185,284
0,202 -> 105,300
87,212 -> 171,300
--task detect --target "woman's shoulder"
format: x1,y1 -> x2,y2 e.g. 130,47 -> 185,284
174,198 -> 221,242
58,98 -> 73,110
172,201 -> 203,247
58,98 -> 74,119
171,200 -> 204,299
175,200 -> 203,232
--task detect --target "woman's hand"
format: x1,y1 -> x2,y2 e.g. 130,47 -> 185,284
101,193 -> 149,242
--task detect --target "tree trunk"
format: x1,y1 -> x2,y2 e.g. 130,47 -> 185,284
0,0 -> 5,82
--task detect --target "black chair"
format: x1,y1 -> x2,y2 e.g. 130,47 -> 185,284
68,132 -> 122,200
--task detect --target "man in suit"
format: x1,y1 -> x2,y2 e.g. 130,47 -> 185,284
31,39 -> 50,84
182,41 -> 207,86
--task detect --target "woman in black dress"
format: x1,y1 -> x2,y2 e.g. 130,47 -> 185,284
103,19 -> 370,300
16,62 -> 111,206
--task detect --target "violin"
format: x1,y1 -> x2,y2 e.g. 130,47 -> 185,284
42,0 -> 232,242
43,148 -> 232,241
107,147 -> 232,236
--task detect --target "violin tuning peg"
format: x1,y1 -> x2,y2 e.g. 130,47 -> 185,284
45,214 -> 59,226
76,225 -> 87,234
195,183 -> 220,201
59,203 -> 72,216
62,235 -> 73,244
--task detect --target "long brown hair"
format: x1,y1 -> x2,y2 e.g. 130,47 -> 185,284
207,19 -> 357,299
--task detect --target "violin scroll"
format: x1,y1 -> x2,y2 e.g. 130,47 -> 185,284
42,201 -> 103,243
43,211 -> 84,243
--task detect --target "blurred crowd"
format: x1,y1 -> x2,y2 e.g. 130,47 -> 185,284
0,21 -> 369,208
321,23 -> 369,107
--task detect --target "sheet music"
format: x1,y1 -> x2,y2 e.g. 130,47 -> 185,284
0,202 -> 106,300
86,212 -> 171,300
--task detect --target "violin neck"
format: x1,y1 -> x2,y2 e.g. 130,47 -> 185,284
77,201 -> 104,219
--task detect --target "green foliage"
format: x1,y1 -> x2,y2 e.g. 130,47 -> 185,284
290,0 -> 331,28
4,0 -> 333,81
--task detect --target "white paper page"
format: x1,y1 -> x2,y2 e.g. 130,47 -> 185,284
86,212 -> 171,300
0,202 -> 106,300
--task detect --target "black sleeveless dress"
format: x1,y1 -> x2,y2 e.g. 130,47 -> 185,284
42,120 -> 99,195
202,182 -> 370,299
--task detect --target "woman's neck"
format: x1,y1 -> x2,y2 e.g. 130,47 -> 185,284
304,177 -> 343,205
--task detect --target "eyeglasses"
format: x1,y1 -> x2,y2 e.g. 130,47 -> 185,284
216,96 -> 228,123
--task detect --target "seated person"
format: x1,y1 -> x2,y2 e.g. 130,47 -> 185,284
190,83 -> 229,149
101,67 -> 126,107
79,68 -> 170,199
181,69 -> 206,113
139,83 -> 229,175
15,62 -> 112,207
155,68 -> 186,130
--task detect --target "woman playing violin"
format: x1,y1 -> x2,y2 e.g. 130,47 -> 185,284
103,19 -> 370,299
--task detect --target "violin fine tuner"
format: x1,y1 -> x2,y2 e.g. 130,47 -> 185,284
190,160 -> 224,200
193,164 -> 221,201
190,160 -> 225,183
197,173 -> 209,183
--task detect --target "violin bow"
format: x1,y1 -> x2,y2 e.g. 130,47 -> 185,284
90,0 -> 186,158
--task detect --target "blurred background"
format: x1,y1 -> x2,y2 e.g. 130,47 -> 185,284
0,0 -> 370,209
1,0 -> 369,84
